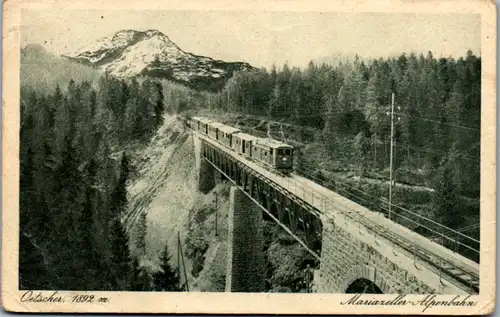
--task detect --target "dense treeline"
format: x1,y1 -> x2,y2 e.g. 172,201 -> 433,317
19,75 -> 182,290
19,45 -> 482,287
207,51 -> 480,239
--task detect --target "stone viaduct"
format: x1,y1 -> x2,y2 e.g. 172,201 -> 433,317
192,132 -> 479,295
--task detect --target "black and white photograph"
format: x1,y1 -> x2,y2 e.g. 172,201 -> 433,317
2,0 -> 496,314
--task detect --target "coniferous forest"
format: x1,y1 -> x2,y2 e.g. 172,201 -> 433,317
215,51 -> 480,198
19,71 -> 185,289
19,46 -> 481,289
206,50 -> 481,261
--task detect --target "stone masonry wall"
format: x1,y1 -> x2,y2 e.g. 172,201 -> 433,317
315,217 -> 464,294
225,187 -> 266,292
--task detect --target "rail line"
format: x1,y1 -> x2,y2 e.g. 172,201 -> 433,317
330,205 -> 479,294
195,130 -> 480,294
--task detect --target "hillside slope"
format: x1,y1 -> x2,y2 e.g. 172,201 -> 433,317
21,44 -> 101,92
123,114 -> 229,290
125,114 -> 314,292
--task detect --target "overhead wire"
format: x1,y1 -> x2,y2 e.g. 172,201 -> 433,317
252,108 -> 480,162
197,130 -> 479,290
265,108 -> 480,132
369,140 -> 480,162
396,113 -> 480,131
293,164 -> 479,247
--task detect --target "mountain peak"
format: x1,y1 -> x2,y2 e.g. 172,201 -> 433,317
64,29 -> 257,91
144,29 -> 165,37
112,29 -> 168,40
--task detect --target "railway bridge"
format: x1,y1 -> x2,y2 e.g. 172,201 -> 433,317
192,130 -> 479,295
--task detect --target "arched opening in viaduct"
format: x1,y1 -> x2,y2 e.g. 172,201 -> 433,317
339,265 -> 393,294
262,200 -> 279,221
219,170 -> 228,182
345,278 -> 383,294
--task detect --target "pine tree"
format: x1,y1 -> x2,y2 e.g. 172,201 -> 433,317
153,243 -> 182,291
154,82 -> 165,128
322,93 -> 338,158
72,158 -> 100,288
131,257 -> 152,291
432,158 -> 460,229
110,152 -> 129,217
123,79 -> 141,141
365,75 -> 380,128
138,80 -> 158,141
72,186 -> 100,288
353,131 -> 367,177
135,212 -> 148,256
53,135 -> 85,241
20,145 -> 34,233
110,217 -> 132,290
268,85 -> 281,118
151,55 -> 162,68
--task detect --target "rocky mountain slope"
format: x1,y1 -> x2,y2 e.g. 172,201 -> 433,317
63,29 -> 257,91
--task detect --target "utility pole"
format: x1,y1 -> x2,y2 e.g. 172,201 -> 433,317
388,92 -> 395,221
215,192 -> 218,237
177,232 -> 181,277
177,231 -> 189,291
280,124 -> 286,143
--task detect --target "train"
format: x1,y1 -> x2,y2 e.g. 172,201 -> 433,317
188,116 -> 294,175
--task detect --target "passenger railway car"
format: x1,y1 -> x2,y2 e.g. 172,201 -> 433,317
189,116 -> 200,130
191,117 -> 212,135
189,116 -> 294,175
218,124 -> 241,148
207,122 -> 224,140
233,132 -> 258,158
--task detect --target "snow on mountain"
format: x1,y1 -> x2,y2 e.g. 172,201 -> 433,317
63,29 -> 257,90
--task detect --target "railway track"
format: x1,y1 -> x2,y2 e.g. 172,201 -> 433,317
342,209 -> 479,294
193,128 -> 480,294
290,172 -> 480,294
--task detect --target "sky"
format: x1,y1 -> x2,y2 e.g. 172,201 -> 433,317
21,10 -> 481,69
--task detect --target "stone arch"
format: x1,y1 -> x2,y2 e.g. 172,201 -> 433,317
345,278 -> 383,293
340,265 -> 394,294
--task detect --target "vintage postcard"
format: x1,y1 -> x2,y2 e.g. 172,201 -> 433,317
2,0 -> 496,314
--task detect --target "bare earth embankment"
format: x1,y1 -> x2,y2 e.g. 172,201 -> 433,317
124,114 -> 314,292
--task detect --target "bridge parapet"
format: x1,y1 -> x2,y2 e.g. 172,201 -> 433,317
316,214 -> 470,294
191,129 -> 479,294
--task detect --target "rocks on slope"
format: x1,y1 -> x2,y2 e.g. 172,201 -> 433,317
64,29 -> 257,91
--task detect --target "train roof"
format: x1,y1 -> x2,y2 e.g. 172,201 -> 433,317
199,118 -> 213,124
234,132 -> 258,141
208,122 -> 224,128
218,124 -> 241,134
255,138 -> 293,149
